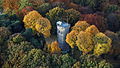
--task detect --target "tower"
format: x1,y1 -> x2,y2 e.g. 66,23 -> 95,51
56,21 -> 70,52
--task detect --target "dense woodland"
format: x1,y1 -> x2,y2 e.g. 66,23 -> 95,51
0,0 -> 120,68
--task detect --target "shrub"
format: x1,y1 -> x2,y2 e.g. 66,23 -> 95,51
48,41 -> 61,53
81,14 -> 107,32
93,33 -> 112,56
64,8 -> 80,26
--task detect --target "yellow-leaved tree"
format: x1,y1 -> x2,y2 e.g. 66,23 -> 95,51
23,10 -> 42,29
76,31 -> 94,54
93,33 -> 112,56
66,21 -> 90,49
66,30 -> 79,48
66,21 -> 112,56
23,10 -> 51,38
35,18 -> 51,38
72,21 -> 90,32
85,25 -> 99,36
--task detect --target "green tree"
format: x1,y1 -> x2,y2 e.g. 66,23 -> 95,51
79,54 -> 113,68
37,3 -> 52,16
103,4 -> 120,14
46,7 -> 65,34
19,0 -> 32,10
60,54 -> 76,68
0,27 -> 11,44
64,8 -> 80,26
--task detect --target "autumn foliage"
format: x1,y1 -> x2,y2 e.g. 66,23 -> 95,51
66,30 -> 78,48
94,33 -> 112,56
66,21 -> 112,56
85,25 -> 99,36
17,6 -> 34,20
29,0 -> 45,9
23,10 -> 42,29
23,10 -> 51,38
72,21 -> 90,32
76,31 -> 94,54
81,14 -> 107,32
48,41 -> 61,53
35,18 -> 51,38
2,0 -> 20,13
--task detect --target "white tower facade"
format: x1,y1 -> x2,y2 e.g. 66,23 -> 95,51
56,21 -> 70,52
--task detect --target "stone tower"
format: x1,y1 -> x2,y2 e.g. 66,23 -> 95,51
56,21 -> 70,52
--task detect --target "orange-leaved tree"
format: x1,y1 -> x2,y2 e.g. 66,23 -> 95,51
2,0 -> 20,14
48,41 -> 61,53
81,14 -> 107,32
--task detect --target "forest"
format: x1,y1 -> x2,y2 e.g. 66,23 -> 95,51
0,0 -> 120,68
